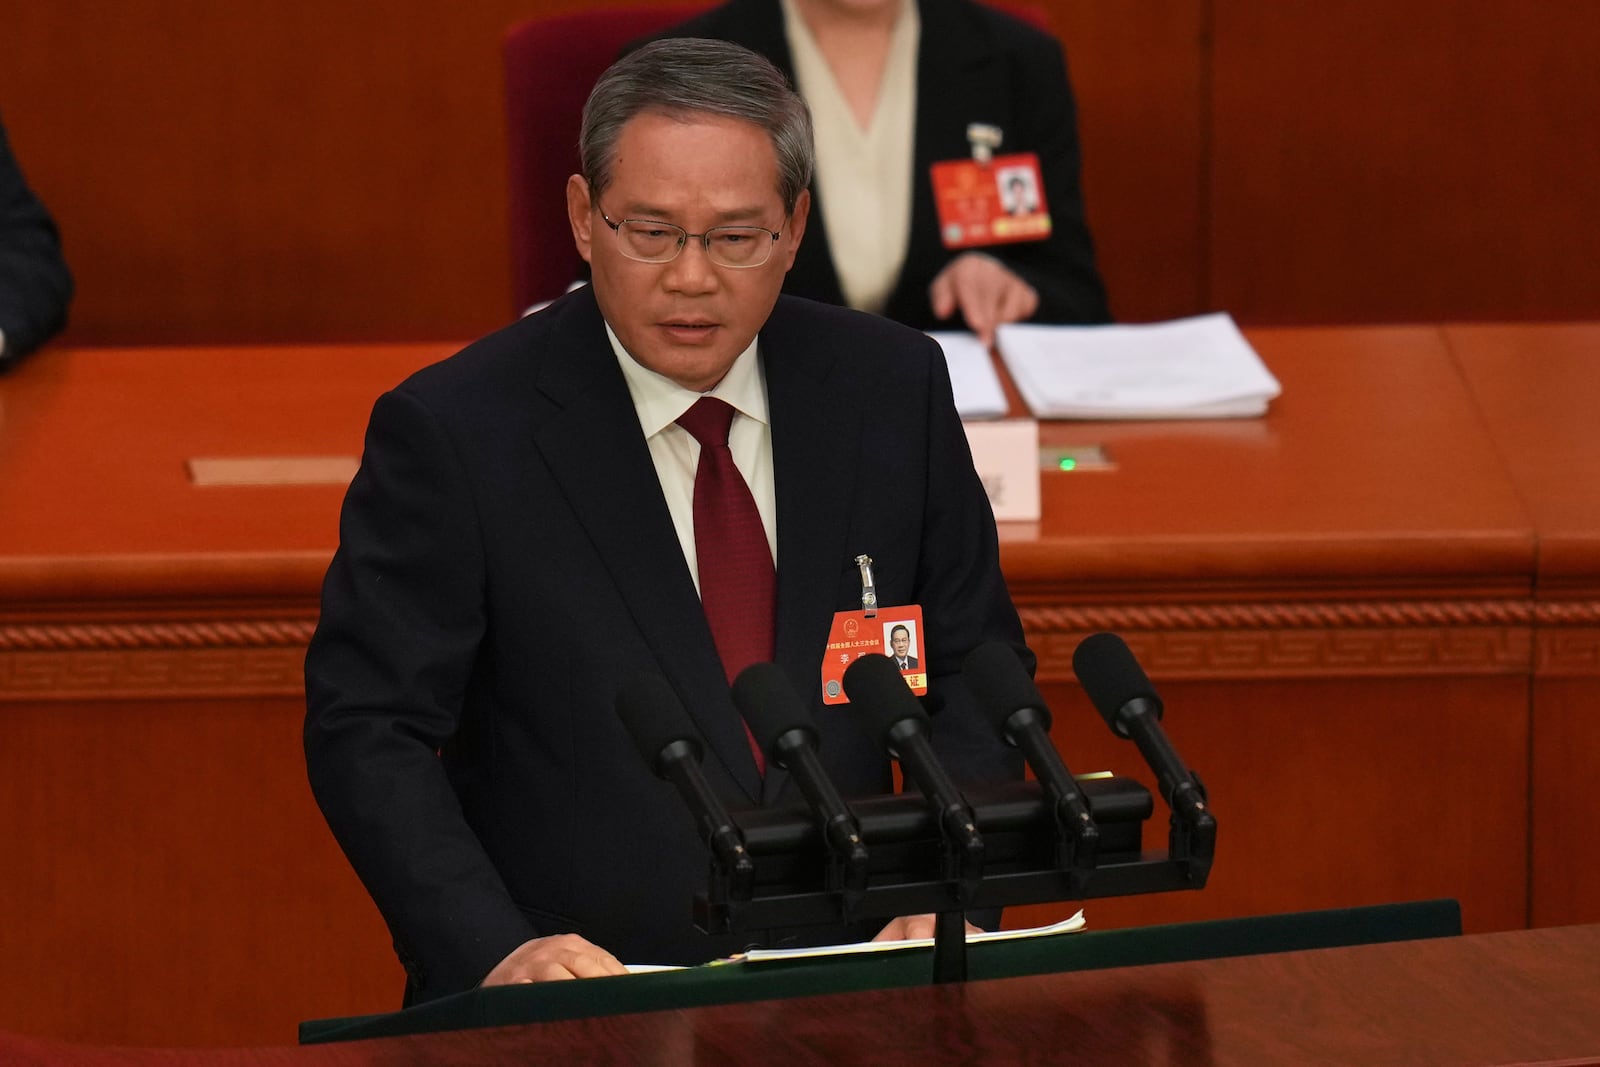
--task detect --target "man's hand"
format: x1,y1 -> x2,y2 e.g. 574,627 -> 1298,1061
481,933 -> 629,985
928,252 -> 1040,348
872,914 -> 984,942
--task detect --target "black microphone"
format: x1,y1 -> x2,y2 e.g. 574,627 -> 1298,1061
732,663 -> 870,904
962,642 -> 1100,868
843,654 -> 983,884
1072,633 -> 1215,840
615,674 -> 754,892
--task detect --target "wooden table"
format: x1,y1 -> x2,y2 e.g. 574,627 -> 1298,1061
1,326 -> 1594,1046
1445,323 -> 1600,928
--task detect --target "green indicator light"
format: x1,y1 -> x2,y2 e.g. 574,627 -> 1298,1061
1058,457 -> 1077,471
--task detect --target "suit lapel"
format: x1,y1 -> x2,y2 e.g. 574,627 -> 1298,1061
760,305 -> 862,804
529,291 -> 764,801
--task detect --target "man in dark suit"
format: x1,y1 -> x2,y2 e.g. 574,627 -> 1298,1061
0,113 -> 74,369
305,38 -> 1027,1004
890,624 -> 919,670
653,0 -> 1111,339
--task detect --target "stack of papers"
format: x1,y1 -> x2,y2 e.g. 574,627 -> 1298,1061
996,312 -> 1282,419
928,331 -> 1009,420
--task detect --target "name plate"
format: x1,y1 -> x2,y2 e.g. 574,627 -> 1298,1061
961,418 -> 1040,521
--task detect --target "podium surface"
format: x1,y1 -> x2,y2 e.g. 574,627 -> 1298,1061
3,919 -> 1598,1066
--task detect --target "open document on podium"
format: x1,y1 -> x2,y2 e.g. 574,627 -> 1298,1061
622,912 -> 1087,972
732,910 -> 1087,964
997,312 -> 1282,419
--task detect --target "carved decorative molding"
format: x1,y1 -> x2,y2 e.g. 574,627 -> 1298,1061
1537,628 -> 1600,677
1018,599 -> 1538,634
0,618 -> 315,700
1028,626 -> 1534,682
0,647 -> 308,699
3,595 -> 1596,698
0,619 -> 316,652
1536,602 -> 1600,625
1021,596 -> 1600,680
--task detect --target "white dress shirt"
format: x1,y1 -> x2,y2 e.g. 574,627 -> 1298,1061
607,322 -> 777,595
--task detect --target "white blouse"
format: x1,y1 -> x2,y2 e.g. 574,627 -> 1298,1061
781,0 -> 919,314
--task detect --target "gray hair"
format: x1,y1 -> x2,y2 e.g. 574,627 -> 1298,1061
580,38 -> 814,214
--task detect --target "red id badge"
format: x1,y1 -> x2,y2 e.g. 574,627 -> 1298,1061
930,151 -> 1052,249
821,605 -> 927,704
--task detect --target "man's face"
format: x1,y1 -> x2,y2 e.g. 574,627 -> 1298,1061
891,630 -> 909,658
568,111 -> 809,392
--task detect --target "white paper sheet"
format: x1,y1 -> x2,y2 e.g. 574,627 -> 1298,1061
996,313 -> 1281,420
927,331 -> 1009,420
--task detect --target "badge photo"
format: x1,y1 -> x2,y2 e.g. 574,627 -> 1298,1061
930,151 -> 1052,250
821,605 -> 927,704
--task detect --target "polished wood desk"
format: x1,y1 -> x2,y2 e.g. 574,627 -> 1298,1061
1,325 -> 1592,1046
2,924 -> 1598,1065
1445,323 -> 1600,928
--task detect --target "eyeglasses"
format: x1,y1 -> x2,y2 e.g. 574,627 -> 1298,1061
597,207 -> 782,269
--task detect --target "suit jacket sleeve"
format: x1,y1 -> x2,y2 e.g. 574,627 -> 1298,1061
980,25 -> 1110,325
0,117 -> 74,367
304,386 -> 537,997
911,333 -> 1032,785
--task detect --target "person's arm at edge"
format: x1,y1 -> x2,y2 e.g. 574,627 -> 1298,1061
0,118 -> 74,368
912,333 -> 1032,784
936,27 -> 1109,331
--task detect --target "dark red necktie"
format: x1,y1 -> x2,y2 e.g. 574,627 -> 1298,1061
677,397 -> 774,774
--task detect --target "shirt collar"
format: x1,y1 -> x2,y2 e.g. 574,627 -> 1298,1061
606,321 -> 769,438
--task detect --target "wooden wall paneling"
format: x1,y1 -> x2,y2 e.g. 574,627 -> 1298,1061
1529,672 -> 1600,927
1207,2 -> 1600,324
1047,0 -> 1208,323
0,0 -> 1207,347
0,0 -> 579,347
0,695 -> 401,1047
7,2 -> 1599,343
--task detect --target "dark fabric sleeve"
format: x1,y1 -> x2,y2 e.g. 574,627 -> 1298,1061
985,27 -> 1111,325
910,334 -> 1032,787
0,116 -> 74,367
303,387 -> 537,1001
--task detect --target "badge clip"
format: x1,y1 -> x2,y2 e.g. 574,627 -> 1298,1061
854,554 -> 878,618
966,123 -> 1003,165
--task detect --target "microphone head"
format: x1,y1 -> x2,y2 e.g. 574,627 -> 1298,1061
614,673 -> 703,775
731,663 -> 817,765
1072,632 -> 1162,737
962,642 -> 1051,735
842,653 -> 929,749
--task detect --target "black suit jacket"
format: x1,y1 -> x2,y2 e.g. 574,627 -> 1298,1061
656,0 -> 1110,328
0,114 -> 73,368
304,286 -> 1029,1002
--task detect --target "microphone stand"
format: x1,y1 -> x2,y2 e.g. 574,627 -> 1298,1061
932,910 -> 967,983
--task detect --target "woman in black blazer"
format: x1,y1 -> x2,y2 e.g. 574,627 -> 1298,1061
656,0 -> 1110,342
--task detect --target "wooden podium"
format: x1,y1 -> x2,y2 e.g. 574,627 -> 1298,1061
297,900 -> 1463,1043
9,909 -> 1600,1066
